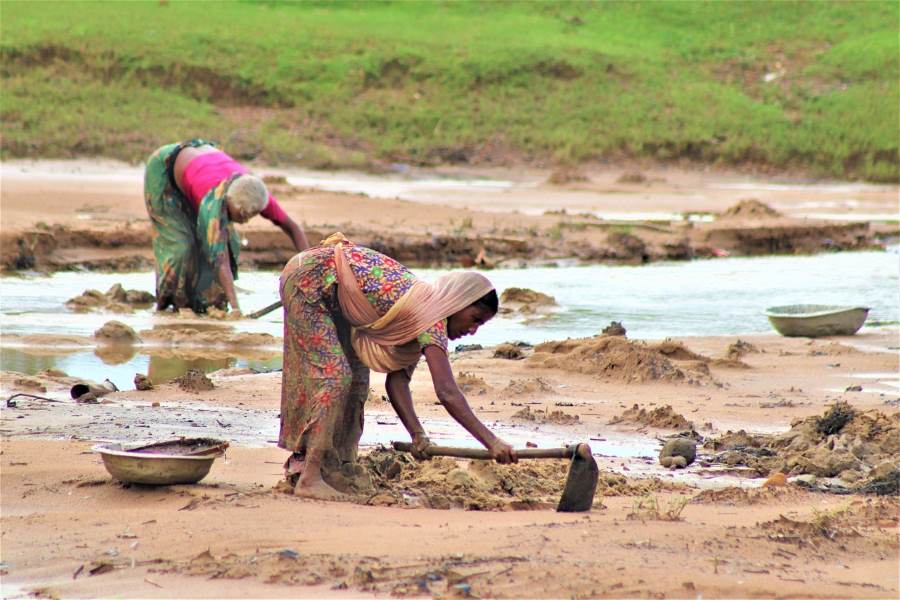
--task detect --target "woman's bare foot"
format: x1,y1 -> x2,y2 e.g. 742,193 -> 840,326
293,474 -> 352,502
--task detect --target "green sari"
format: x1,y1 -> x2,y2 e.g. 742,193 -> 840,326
143,140 -> 241,312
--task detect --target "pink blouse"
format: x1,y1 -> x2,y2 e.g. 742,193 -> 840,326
181,151 -> 289,225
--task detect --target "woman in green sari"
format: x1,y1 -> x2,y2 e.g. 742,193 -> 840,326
144,139 -> 308,314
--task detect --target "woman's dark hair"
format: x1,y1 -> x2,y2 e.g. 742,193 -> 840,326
470,289 -> 499,315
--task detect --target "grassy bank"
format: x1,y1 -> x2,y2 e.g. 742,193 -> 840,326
2,1 -> 897,180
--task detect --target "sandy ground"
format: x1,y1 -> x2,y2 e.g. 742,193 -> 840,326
2,329 -> 898,599
1,162 -> 899,598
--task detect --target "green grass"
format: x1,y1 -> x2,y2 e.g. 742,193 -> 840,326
1,0 -> 897,180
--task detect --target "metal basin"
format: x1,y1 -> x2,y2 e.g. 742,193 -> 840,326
93,438 -> 228,485
765,304 -> 870,337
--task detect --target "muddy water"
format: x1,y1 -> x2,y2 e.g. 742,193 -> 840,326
1,246 -> 897,389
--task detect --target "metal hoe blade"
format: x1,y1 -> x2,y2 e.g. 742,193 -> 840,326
556,443 -> 599,513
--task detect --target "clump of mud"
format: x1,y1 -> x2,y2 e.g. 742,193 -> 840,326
174,369 -> 215,392
726,339 -> 760,360
499,287 -> 557,316
504,377 -> 553,396
66,284 -> 154,313
511,405 -> 579,425
94,320 -> 139,344
720,199 -> 782,219
596,472 -> 686,497
706,402 -> 900,494
529,335 -> 714,385
455,371 -> 489,395
493,343 -> 525,360
356,447 -> 573,510
610,404 -> 694,430
601,321 -> 627,336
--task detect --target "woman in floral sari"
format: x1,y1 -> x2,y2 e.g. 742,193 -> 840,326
280,234 -> 516,500
144,139 -> 308,314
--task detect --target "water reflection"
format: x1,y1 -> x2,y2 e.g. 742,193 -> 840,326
0,347 -> 282,392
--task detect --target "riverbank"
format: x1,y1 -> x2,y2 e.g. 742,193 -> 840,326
2,330 -> 898,598
1,160 -> 896,272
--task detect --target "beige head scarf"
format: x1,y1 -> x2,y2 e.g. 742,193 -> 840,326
323,233 -> 494,373
226,174 -> 269,221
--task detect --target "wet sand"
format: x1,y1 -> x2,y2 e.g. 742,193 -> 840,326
1,162 -> 898,598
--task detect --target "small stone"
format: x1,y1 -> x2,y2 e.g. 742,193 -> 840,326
659,438 -> 697,466
845,385 -> 863,392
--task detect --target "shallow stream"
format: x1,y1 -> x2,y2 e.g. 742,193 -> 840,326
1,246 -> 897,390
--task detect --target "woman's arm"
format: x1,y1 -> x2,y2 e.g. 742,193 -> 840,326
277,215 -> 309,252
216,256 -> 241,315
423,345 -> 517,464
385,370 -> 430,457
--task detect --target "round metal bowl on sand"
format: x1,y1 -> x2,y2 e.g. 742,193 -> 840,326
764,304 -> 870,337
93,438 -> 228,485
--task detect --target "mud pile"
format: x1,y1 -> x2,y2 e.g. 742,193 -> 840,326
726,339 -> 760,360
504,377 -> 553,395
357,447 -> 573,510
499,287 -> 557,316
720,199 -> 782,219
511,405 -> 579,425
66,283 -> 154,313
610,404 -> 694,430
528,335 -> 713,385
706,402 -> 900,494
455,371 -> 490,395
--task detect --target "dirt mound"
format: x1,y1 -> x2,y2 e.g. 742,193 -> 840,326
720,199 -> 782,219
1,369 -> 80,394
601,321 -> 627,336
174,369 -> 215,392
529,335 -> 713,385
499,287 -> 557,316
455,371 -> 489,395
726,339 -> 760,360
66,283 -> 154,313
610,404 -> 694,430
504,377 -> 553,396
94,320 -> 139,344
355,447 -> 575,510
706,402 -> 900,494
140,326 -> 277,348
493,343 -> 525,360
511,406 -> 579,425
595,472 -> 686,497
691,485 -> 803,506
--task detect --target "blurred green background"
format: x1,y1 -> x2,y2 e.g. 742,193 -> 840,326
2,0 -> 897,180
